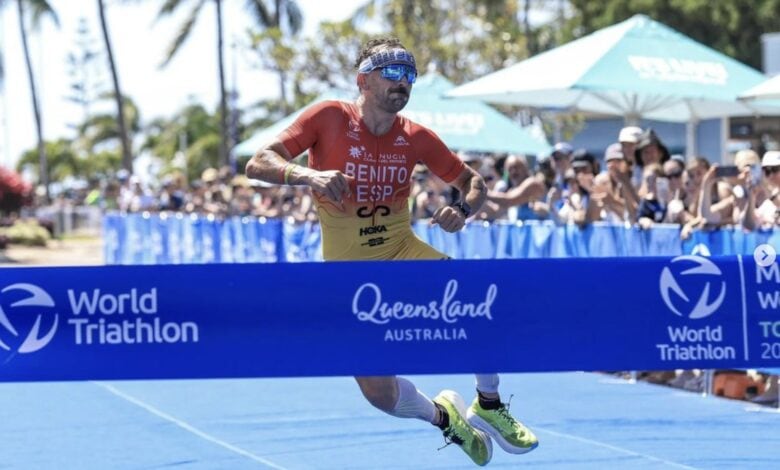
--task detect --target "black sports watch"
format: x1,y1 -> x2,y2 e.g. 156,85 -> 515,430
452,201 -> 472,218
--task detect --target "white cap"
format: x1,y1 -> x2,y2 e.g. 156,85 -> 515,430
762,150 -> 780,167
618,126 -> 643,144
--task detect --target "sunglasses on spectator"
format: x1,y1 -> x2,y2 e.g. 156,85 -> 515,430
764,166 -> 780,175
379,64 -> 417,84
665,171 -> 683,179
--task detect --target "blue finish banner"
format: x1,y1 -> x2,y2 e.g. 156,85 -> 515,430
0,256 -> 778,382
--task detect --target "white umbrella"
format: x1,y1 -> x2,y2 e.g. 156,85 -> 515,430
739,74 -> 780,101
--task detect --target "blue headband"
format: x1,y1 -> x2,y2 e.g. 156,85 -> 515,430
358,48 -> 416,73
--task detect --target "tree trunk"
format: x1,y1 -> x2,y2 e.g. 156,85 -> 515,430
215,0 -> 230,169
16,0 -> 48,202
523,0 -> 535,56
97,0 -> 133,174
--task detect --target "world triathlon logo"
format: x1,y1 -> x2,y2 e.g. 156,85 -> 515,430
0,283 -> 58,354
659,255 -> 726,320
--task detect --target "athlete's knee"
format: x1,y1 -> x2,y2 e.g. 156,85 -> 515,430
355,376 -> 399,412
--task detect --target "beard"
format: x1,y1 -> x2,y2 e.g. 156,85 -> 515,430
379,86 -> 410,113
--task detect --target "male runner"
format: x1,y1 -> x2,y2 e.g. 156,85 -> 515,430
245,37 -> 538,466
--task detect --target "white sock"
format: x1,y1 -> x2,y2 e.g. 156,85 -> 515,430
389,377 -> 436,423
475,374 -> 500,395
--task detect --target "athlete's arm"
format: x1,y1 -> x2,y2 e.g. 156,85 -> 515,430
431,165 -> 487,232
246,141 -> 353,207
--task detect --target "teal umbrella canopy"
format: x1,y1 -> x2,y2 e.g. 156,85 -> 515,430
449,15 -> 780,122
400,73 -> 550,155
234,74 -> 550,157
233,90 -> 354,158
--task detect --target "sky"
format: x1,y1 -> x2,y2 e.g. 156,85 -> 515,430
0,0 -> 366,168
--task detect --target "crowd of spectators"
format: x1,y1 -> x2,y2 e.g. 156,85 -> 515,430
411,126 -> 780,235
61,125 -> 780,237
73,165 -> 319,224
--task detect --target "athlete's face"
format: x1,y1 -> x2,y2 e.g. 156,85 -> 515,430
361,68 -> 413,114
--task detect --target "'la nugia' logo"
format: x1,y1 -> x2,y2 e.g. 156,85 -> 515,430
0,283 -> 59,354
659,255 -> 726,320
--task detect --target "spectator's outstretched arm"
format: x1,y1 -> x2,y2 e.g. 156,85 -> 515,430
613,170 -> 640,215
740,176 -> 759,231
698,166 -> 722,225
487,178 -> 544,208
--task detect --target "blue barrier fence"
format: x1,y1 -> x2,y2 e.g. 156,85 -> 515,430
104,213 -> 780,264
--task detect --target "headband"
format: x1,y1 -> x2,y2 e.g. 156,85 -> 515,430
358,48 -> 416,73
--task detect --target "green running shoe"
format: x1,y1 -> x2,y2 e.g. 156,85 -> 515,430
467,398 -> 538,454
433,390 -> 492,466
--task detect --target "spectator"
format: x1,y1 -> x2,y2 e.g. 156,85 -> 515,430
601,142 -> 639,221
754,150 -> 780,227
618,125 -> 643,187
697,163 -> 738,228
636,163 -> 667,229
471,157 -> 507,221
662,156 -> 689,224
485,154 -> 548,220
551,142 -> 574,187
635,128 -> 670,174
551,150 -> 600,225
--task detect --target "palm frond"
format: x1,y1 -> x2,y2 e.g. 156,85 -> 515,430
246,0 -> 273,27
284,0 -> 303,35
160,0 -> 206,67
156,0 -> 183,19
27,0 -> 59,29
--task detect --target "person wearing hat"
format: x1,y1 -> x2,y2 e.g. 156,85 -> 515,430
618,126 -> 642,187
550,142 -> 574,187
635,128 -> 670,173
245,37 -> 536,466
754,150 -> 780,227
592,143 -> 638,222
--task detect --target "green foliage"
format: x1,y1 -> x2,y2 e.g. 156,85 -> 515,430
565,0 -> 780,69
17,138 -> 79,182
0,219 -> 51,246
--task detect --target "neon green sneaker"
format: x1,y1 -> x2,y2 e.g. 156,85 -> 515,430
433,390 -> 492,466
467,398 -> 538,454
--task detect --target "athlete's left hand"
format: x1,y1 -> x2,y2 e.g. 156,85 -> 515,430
430,206 -> 466,232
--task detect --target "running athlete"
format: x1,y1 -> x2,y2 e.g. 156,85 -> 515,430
245,37 -> 538,466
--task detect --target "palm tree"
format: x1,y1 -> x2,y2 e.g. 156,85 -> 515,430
157,0 -> 230,169
3,0 -> 59,202
247,0 -> 303,114
157,1 -> 303,169
96,0 -> 133,174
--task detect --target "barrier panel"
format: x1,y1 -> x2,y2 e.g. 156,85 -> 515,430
104,213 -> 780,264
0,256 -> 778,381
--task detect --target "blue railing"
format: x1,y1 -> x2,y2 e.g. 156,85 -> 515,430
103,212 -> 780,264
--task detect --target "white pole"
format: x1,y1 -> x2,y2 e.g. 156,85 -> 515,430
686,119 -> 698,158
720,117 -> 729,164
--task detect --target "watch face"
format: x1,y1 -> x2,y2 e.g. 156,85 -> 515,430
458,202 -> 471,217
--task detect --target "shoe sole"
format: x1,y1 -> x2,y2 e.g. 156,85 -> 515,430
437,390 -> 493,465
467,411 -> 539,455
